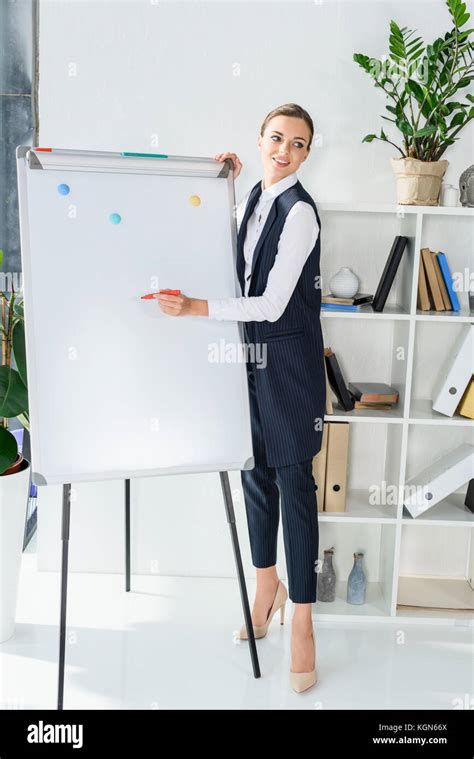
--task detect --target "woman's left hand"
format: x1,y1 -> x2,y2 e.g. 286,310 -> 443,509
154,292 -> 208,317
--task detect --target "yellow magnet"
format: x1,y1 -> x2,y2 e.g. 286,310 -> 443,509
189,195 -> 201,207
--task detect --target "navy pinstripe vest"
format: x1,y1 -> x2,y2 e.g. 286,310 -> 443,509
239,179 -> 326,467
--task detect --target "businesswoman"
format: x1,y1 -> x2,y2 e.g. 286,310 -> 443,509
156,103 -> 325,694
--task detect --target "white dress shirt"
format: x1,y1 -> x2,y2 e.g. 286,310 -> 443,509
207,172 -> 320,322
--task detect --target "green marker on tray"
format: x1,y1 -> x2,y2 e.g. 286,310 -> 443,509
121,152 -> 168,158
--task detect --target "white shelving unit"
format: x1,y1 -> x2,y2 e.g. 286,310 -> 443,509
314,202 -> 474,626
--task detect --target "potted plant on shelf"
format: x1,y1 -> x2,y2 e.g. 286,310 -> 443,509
0,268 -> 31,643
353,0 -> 474,205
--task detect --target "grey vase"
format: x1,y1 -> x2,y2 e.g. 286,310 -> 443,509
317,547 -> 336,602
347,552 -> 366,605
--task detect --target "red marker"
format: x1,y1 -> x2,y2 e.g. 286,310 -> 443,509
141,289 -> 181,300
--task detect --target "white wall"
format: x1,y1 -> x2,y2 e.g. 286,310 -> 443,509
36,0 -> 473,575
38,0 -> 472,202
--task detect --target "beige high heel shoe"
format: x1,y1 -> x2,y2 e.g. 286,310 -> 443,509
290,625 -> 317,693
239,580 -> 288,640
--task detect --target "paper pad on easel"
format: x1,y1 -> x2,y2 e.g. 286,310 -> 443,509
403,443 -> 474,518
431,325 -> 474,417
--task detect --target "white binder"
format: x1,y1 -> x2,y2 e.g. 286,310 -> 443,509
404,443 -> 474,518
432,325 -> 474,417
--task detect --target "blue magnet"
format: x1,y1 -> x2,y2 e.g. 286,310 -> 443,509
57,183 -> 70,195
109,213 -> 122,225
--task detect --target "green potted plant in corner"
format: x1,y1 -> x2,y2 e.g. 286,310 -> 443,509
354,0 -> 474,205
0,263 -> 31,643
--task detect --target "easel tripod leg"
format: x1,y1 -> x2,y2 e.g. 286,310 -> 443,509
219,472 -> 261,679
125,479 -> 131,592
57,483 -> 71,710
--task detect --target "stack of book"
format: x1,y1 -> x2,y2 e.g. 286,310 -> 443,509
324,347 -> 399,412
321,293 -> 373,312
417,248 -> 460,312
348,382 -> 399,411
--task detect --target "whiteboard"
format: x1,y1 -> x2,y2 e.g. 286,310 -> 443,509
16,147 -> 254,485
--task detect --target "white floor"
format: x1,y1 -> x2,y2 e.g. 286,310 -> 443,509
1,537 -> 473,710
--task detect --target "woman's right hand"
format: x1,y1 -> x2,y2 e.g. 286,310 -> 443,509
213,152 -> 242,178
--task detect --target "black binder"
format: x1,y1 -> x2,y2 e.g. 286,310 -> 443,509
372,236 -> 408,312
324,348 -> 354,412
465,479 -> 474,514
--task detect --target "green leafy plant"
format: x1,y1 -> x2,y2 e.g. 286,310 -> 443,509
0,281 -> 29,474
353,0 -> 474,161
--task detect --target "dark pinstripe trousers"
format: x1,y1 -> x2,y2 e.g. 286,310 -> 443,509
241,367 -> 319,603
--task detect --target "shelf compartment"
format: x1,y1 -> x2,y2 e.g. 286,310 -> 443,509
414,213 -> 473,316
315,580 -> 389,617
318,423 -> 403,521
402,425 -> 473,523
409,321 -> 474,422
319,209 -> 416,315
397,575 -> 474,612
402,492 -> 473,526
320,488 -> 397,522
316,522 -> 395,617
409,399 -> 474,426
396,524 -> 473,618
322,318 -> 409,418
